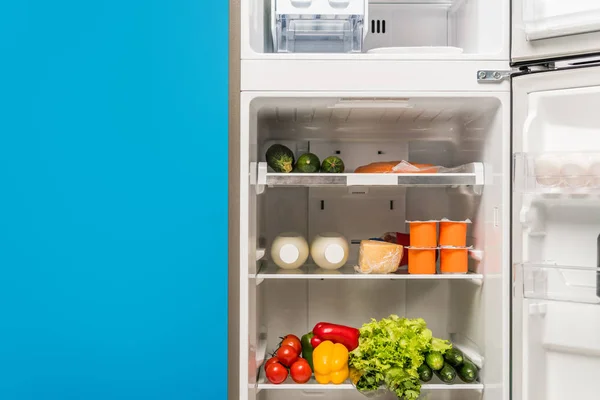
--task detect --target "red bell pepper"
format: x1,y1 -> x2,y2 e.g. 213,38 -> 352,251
311,322 -> 360,351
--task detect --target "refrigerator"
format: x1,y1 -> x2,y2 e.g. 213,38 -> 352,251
233,1 -> 600,400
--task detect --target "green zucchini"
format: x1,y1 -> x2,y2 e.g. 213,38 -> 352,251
266,144 -> 295,173
417,363 -> 433,382
434,363 -> 457,384
444,348 -> 464,367
457,360 -> 478,383
295,153 -> 320,173
321,156 -> 345,173
425,351 -> 445,371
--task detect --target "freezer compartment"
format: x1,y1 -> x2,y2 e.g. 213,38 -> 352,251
514,152 -> 600,193
244,0 -> 507,57
517,263 -> 600,304
275,15 -> 364,53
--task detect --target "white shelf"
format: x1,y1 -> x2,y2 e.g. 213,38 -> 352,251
251,264 -> 483,281
256,375 -> 483,391
256,162 -> 484,188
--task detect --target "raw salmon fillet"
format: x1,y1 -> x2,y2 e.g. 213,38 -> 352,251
354,161 -> 438,173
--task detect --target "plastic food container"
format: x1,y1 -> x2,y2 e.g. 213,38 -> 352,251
310,232 -> 349,270
440,247 -> 469,274
439,219 -> 471,247
406,221 -> 438,247
271,233 -> 310,270
407,247 -> 437,275
273,0 -> 366,54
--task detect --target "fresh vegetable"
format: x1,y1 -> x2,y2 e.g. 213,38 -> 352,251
281,334 -> 302,355
417,363 -> 433,382
295,153 -> 320,173
434,363 -> 457,384
348,315 -> 451,400
312,322 -> 360,352
276,344 -> 299,367
321,156 -> 345,173
457,360 -> 478,383
425,352 -> 445,371
265,357 -> 279,370
301,332 -> 315,370
310,335 -> 323,349
290,358 -> 312,384
266,144 -> 295,173
444,348 -> 464,367
265,361 -> 288,384
313,340 -> 349,384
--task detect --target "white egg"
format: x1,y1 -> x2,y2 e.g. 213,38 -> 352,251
534,154 -> 561,187
561,154 -> 590,188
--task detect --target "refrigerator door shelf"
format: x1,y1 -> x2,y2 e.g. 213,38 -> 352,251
514,152 -> 600,194
517,263 -> 600,304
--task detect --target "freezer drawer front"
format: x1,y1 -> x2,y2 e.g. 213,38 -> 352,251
512,66 -> 600,400
512,0 -> 600,64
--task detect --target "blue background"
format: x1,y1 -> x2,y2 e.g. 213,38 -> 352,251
0,1 -> 229,399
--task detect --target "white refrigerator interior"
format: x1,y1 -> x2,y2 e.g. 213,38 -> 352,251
240,93 -> 510,400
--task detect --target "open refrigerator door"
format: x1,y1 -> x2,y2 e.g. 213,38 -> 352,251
512,0 -> 600,64
511,65 -> 600,400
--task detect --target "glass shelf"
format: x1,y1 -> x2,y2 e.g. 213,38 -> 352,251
251,264 -> 483,282
256,373 -> 483,391
256,162 -> 484,188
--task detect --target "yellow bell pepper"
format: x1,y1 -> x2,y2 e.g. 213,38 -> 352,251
312,340 -> 349,384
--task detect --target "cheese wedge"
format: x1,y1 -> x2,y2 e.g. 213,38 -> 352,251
356,240 -> 403,274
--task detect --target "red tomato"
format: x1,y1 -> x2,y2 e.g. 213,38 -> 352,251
276,344 -> 299,367
280,334 -> 302,354
265,362 -> 288,384
264,357 -> 279,370
290,358 -> 312,384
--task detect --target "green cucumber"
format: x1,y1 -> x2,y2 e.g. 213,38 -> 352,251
417,363 -> 433,382
266,144 -> 295,173
425,351 -> 445,371
321,156 -> 345,173
457,360 -> 478,383
444,348 -> 464,367
295,153 -> 320,173
434,363 -> 457,384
